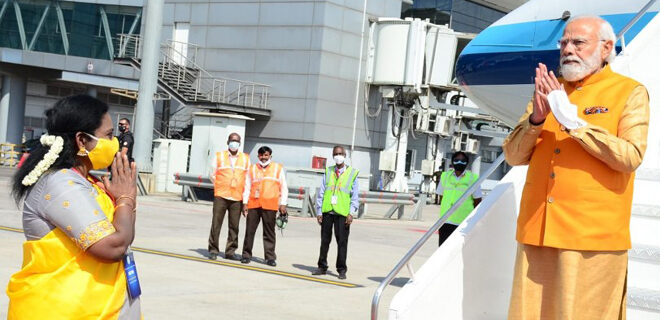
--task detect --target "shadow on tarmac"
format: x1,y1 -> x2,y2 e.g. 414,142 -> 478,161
292,263 -> 341,277
367,276 -> 411,288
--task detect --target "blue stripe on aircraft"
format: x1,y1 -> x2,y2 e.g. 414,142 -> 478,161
456,12 -> 657,86
461,12 -> 657,55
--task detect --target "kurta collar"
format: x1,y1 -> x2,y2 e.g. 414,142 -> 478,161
564,64 -> 613,90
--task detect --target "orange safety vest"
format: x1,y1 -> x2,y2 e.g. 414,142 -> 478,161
247,162 -> 283,211
518,65 -> 644,251
214,150 -> 249,200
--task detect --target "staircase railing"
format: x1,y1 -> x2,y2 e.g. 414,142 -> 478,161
370,153 -> 506,320
115,34 -> 271,110
617,0 -> 658,52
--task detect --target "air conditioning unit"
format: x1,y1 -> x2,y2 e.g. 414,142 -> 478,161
451,136 -> 462,151
466,139 -> 480,154
415,111 -> 430,132
421,159 -> 435,176
379,150 -> 397,172
434,116 -> 451,136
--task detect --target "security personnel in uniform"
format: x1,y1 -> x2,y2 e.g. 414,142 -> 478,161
207,132 -> 250,260
241,146 -> 288,266
312,145 -> 359,280
117,118 -> 134,162
437,151 -> 482,246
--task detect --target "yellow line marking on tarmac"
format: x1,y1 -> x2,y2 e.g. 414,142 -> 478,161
0,225 -> 359,288
0,226 -> 23,233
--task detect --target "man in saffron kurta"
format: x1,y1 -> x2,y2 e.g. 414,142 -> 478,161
503,16 -> 649,319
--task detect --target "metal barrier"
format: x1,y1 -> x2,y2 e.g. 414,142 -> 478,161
356,190 -> 430,220
0,143 -> 23,167
89,170 -> 148,196
370,153 -> 506,319
173,173 -> 430,220
173,173 -> 316,217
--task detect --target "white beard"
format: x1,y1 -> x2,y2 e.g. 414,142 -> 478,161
559,46 -> 602,82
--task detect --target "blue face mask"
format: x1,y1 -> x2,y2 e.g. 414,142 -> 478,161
228,141 -> 240,152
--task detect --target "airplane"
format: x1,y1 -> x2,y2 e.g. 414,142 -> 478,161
382,1 -> 660,318
456,0 -> 659,127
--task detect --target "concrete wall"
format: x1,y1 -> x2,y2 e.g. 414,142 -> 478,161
161,0 -> 403,177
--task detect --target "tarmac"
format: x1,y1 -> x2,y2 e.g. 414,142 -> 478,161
0,167 -> 442,319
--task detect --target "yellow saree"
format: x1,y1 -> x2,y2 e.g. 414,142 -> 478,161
7,178 -> 127,319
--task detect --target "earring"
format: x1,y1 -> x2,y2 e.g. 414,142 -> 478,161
77,147 -> 88,156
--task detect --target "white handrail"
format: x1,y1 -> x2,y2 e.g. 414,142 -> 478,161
370,153 -> 506,320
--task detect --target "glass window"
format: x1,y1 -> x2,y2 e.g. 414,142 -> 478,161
0,1 -> 141,60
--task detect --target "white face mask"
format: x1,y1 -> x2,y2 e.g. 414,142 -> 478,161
333,155 -> 345,165
259,159 -> 271,167
228,141 -> 240,152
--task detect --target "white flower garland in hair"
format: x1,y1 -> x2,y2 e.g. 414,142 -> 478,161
21,135 -> 64,186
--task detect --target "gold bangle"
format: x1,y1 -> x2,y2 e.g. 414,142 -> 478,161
115,203 -> 136,213
116,195 -> 136,206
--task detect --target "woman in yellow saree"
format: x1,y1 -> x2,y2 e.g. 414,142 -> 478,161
7,95 -> 141,319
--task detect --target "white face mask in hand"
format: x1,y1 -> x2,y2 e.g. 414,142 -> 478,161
547,90 -> 586,130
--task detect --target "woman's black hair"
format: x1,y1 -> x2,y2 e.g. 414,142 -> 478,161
11,95 -> 109,204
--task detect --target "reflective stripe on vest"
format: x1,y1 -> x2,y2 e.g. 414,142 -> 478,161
247,162 -> 282,211
321,165 -> 359,216
214,151 -> 249,200
439,170 -> 478,225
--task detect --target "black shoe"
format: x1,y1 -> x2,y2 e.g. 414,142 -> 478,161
338,272 -> 347,280
266,260 -> 277,267
208,253 -> 218,260
312,269 -> 327,276
225,254 -> 239,261
240,257 -> 251,264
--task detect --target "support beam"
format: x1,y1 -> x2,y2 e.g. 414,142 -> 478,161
28,3 -> 51,51
119,9 -> 142,57
0,1 -> 9,26
99,7 -> 114,59
133,0 -> 164,171
0,75 -> 27,144
13,1 -> 27,50
55,2 -> 69,55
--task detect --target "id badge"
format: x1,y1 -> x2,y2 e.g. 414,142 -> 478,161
230,178 -> 237,188
123,249 -> 142,300
331,195 -> 338,205
254,188 -> 260,199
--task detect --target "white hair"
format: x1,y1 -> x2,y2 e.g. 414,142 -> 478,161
566,15 -> 617,63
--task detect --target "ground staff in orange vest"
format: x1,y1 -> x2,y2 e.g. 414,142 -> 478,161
240,146 -> 288,267
503,16 -> 649,319
207,132 -> 250,261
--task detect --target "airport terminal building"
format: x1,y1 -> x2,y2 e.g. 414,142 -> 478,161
0,0 -> 508,191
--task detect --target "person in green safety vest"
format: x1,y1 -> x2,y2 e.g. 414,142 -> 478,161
437,152 -> 482,246
311,145 -> 360,280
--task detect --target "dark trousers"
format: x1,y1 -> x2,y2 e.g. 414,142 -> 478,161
208,197 -> 242,256
317,212 -> 350,273
438,223 -> 458,246
242,208 -> 277,260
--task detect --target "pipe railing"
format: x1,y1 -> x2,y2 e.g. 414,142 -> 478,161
370,153 -> 506,320
616,0 -> 657,51
115,34 -> 271,109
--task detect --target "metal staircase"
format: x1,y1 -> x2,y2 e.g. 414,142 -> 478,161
113,34 -> 271,118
